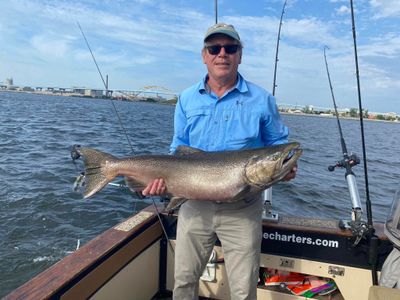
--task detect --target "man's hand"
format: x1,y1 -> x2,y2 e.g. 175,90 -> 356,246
142,178 -> 167,196
282,164 -> 298,181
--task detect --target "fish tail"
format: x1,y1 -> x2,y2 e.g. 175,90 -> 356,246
77,148 -> 119,199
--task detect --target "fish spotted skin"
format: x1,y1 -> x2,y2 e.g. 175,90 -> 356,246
76,142 -> 302,206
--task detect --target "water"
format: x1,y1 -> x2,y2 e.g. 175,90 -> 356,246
1,91 -> 399,296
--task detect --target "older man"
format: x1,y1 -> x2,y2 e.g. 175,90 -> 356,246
143,23 -> 296,299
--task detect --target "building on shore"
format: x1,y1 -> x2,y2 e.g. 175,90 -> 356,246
5,78 -> 13,87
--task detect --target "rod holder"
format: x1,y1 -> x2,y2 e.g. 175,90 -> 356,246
262,188 -> 278,222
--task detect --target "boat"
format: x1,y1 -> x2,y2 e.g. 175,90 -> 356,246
5,2 -> 400,299
3,196 -> 400,299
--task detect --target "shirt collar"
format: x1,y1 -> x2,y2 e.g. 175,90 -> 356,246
198,73 -> 248,95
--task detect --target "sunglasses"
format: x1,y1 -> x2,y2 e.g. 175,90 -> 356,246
205,44 -> 240,55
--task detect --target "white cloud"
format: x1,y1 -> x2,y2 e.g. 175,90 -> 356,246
336,5 -> 350,15
363,34 -> 400,58
370,0 -> 400,18
30,35 -> 71,59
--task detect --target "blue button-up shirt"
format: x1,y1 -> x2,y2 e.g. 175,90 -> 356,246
170,73 -> 289,153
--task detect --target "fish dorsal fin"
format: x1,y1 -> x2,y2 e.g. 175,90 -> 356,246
174,145 -> 204,156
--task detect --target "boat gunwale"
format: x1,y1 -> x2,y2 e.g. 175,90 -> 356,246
4,206 -> 163,300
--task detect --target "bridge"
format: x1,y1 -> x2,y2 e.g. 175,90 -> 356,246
113,86 -> 178,100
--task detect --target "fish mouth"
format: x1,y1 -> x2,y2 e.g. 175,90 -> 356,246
274,143 -> 302,181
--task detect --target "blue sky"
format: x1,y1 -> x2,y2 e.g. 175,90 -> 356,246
0,0 -> 399,113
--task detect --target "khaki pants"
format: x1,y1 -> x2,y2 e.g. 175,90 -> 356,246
173,197 -> 263,300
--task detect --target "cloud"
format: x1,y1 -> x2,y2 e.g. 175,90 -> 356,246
336,5 -> 351,15
363,34 -> 400,58
370,0 -> 400,18
30,35 -> 72,59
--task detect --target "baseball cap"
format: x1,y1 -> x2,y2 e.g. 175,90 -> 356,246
204,23 -> 241,43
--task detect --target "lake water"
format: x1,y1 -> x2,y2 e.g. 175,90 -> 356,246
1,91 -> 399,296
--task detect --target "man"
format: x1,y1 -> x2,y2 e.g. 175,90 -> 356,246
143,23 -> 297,299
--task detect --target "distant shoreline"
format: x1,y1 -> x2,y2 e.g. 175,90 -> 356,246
1,89 -> 399,124
280,111 -> 400,124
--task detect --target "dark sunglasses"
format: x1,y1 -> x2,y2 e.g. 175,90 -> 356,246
205,44 -> 240,55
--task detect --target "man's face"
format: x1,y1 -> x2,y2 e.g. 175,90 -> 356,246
202,34 -> 242,81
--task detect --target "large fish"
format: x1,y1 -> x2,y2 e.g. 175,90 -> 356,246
74,142 -> 301,209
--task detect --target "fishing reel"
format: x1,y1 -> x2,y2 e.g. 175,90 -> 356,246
328,153 -> 360,172
329,152 -> 366,246
340,218 -> 369,247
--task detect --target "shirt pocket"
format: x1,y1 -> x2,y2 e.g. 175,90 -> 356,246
225,111 -> 261,147
185,108 -> 213,145
186,108 -> 212,127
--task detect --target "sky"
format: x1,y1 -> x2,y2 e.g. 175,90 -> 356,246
0,0 -> 399,114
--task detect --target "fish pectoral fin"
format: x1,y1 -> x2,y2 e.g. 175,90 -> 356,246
165,197 -> 188,212
174,145 -> 205,156
229,185 -> 252,202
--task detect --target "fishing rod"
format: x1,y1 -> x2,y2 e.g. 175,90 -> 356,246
324,1 -> 378,285
263,0 -> 288,221
76,22 -> 134,193
323,46 -> 364,230
214,0 -> 218,24
75,23 -> 175,253
349,0 -> 378,285
77,22 -> 135,155
272,0 -> 287,96
349,0 -> 373,229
